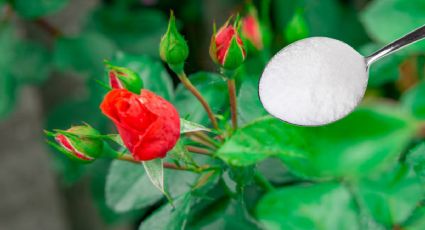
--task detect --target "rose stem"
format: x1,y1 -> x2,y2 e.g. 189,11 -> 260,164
189,132 -> 219,149
186,145 -> 212,156
117,154 -> 213,173
253,172 -> 275,192
187,135 -> 216,150
35,19 -> 63,38
176,71 -> 219,130
227,78 -> 238,130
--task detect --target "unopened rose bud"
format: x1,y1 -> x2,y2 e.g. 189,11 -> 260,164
241,11 -> 263,50
210,17 -> 246,70
284,9 -> 309,44
106,63 -> 143,94
48,125 -> 103,163
159,11 -> 189,67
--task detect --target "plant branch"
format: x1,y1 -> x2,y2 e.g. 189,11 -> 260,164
187,145 -> 212,156
174,69 -> 219,130
189,132 -> 219,149
227,78 -> 238,130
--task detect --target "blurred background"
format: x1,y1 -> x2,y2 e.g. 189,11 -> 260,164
0,0 -> 424,229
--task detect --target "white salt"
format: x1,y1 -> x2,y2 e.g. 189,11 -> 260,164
259,37 -> 368,126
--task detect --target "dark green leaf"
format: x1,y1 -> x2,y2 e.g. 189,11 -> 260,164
361,0 -> 425,54
256,183 -> 359,230
354,164 -> 423,226
106,160 -> 163,212
13,0 -> 68,19
54,33 -> 117,74
404,206 -> 425,230
139,194 -> 192,230
86,5 -> 167,57
12,41 -> 51,85
237,76 -> 267,125
174,72 -> 228,126
106,160 -> 198,212
217,106 -> 416,179
406,143 -> 425,189
111,53 -> 174,100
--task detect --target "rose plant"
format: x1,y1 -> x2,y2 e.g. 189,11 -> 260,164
38,2 -> 425,230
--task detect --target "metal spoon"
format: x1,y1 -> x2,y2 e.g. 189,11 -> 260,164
259,25 -> 425,126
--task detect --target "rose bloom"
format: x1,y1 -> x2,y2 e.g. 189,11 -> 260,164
100,89 -> 180,161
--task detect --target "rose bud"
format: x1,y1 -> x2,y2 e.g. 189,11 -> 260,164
284,9 -> 309,44
105,63 -> 143,94
48,125 -> 103,163
209,17 -> 247,70
159,11 -> 189,67
100,89 -> 180,161
241,12 -> 263,50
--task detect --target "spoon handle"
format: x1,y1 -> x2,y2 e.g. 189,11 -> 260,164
365,24 -> 425,67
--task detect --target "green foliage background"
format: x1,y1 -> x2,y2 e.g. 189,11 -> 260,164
1,0 -> 425,229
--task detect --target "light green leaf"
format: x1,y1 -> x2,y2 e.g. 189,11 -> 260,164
13,0 -> 68,19
174,72 -> 228,126
402,82 -> 425,119
111,53 -> 174,101
256,183 -> 359,230
139,194 -> 192,230
354,164 -> 423,226
143,159 -> 166,197
217,106 -> 416,179
180,119 -> 210,133
361,0 -> 425,54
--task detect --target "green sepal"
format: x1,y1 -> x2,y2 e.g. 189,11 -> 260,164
159,10 -> 189,66
223,36 -> 246,70
105,62 -> 144,94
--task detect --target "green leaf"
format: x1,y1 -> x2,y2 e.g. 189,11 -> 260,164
189,199 -> 261,230
54,33 -> 117,74
111,53 -> 174,101
217,106 -> 416,179
13,0 -> 68,19
256,183 -> 359,230
406,143 -> 425,189
106,160 -> 163,212
180,119 -> 210,133
174,72 -> 228,126
359,43 -> 404,87
353,164 -> 423,227
404,206 -> 425,230
402,82 -> 425,119
139,194 -> 192,230
237,76 -> 267,125
361,0 -> 425,54
142,159 -> 172,203
86,5 -> 167,57
0,73 -> 16,119
106,160 -> 198,212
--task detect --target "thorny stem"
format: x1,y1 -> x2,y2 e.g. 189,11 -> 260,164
175,70 -> 219,130
186,145 -> 212,155
227,78 -> 238,130
117,154 -> 213,173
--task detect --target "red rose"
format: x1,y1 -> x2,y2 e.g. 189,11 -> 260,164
242,15 -> 263,50
100,89 -> 180,161
209,20 -> 246,70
